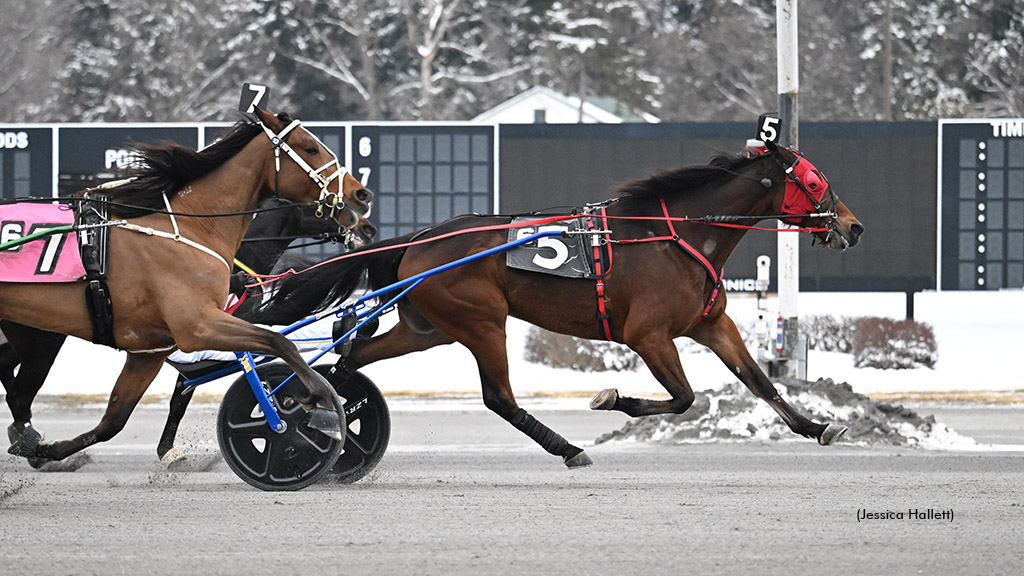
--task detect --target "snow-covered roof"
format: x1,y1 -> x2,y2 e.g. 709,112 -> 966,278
472,86 -> 657,124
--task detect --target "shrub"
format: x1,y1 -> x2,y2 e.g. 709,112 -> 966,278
523,322 -> 763,372
523,327 -> 642,372
800,315 -> 865,353
853,317 -> 938,369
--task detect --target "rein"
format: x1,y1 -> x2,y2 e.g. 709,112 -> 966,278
244,149 -> 838,289
243,208 -> 826,291
2,195 -> 323,219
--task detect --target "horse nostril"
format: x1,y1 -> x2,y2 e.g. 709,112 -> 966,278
356,188 -> 373,203
850,222 -> 865,238
362,223 -> 378,239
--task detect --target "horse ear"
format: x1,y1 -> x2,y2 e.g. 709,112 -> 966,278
252,107 -> 281,130
763,140 -> 791,163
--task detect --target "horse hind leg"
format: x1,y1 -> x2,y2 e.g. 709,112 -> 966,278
2,324 -> 68,466
17,352 -> 167,463
466,327 -> 591,468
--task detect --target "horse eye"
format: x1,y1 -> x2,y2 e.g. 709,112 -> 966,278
305,146 -> 319,155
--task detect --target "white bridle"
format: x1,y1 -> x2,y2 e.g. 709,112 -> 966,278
260,118 -> 349,219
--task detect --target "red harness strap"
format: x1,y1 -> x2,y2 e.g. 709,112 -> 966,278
615,198 -> 724,321
659,198 -> 722,318
585,206 -> 615,340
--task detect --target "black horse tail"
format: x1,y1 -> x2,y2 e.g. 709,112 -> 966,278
252,234 -> 411,326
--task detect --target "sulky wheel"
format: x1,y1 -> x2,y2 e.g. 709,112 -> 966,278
217,362 -> 345,491
315,364 -> 391,483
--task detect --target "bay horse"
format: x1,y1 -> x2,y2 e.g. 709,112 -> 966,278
253,141 -> 864,467
1,196 -> 377,468
153,204 -> 378,467
0,107 -> 367,465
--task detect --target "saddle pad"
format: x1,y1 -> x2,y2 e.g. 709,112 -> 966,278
505,216 -> 595,279
0,203 -> 86,282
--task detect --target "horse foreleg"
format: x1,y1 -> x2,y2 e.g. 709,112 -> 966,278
689,313 -> 846,445
15,352 -> 166,463
156,374 -> 194,467
171,313 -> 342,439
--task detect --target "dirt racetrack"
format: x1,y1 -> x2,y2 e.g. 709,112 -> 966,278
2,398 -> 1023,575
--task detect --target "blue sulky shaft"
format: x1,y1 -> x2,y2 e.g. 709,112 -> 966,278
268,228 -> 565,391
279,229 -> 565,336
181,229 -> 566,420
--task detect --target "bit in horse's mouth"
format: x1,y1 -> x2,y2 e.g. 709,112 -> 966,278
818,230 -> 851,251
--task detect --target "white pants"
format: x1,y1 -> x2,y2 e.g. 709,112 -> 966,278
167,315 -> 340,364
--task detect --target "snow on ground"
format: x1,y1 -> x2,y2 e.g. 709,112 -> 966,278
35,290 -> 1024,401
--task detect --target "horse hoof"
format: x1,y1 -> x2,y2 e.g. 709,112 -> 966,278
564,450 -> 594,468
308,407 -> 343,440
7,425 -> 42,459
160,447 -> 189,470
28,456 -> 49,469
819,423 -> 848,446
590,388 -> 619,411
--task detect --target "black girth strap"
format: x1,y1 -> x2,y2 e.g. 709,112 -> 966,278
76,194 -> 117,348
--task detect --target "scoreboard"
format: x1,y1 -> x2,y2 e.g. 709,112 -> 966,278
58,125 -> 199,195
350,125 -> 495,239
939,120 -> 1024,290
0,127 -> 53,200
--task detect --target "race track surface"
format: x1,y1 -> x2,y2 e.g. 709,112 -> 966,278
2,398 -> 1023,575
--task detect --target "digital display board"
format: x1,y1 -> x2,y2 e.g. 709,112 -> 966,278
939,120 -> 1024,290
351,125 -> 494,239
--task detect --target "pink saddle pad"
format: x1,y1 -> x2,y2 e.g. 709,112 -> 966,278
0,203 -> 87,283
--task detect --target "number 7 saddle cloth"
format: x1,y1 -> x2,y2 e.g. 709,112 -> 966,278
0,203 -> 87,283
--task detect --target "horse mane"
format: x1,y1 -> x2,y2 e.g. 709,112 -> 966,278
615,151 -> 762,203
92,113 -> 291,218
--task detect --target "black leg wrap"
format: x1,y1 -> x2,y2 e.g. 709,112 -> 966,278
510,408 -> 569,457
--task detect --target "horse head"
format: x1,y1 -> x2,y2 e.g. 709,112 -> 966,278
764,141 -> 864,250
252,108 -> 373,232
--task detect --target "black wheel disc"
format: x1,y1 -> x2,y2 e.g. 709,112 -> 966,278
315,364 -> 391,483
217,363 -> 345,491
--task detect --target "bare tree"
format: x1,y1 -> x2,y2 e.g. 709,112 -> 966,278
0,1 -> 67,121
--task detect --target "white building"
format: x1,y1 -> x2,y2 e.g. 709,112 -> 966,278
472,86 -> 659,124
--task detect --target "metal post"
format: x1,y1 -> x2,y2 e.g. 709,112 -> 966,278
777,0 -> 805,379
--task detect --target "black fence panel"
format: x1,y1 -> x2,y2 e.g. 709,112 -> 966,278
499,122 -> 937,292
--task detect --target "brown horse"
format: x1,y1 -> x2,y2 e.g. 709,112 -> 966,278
1,195 -> 376,468
0,107 -> 367,464
253,142 -> 864,467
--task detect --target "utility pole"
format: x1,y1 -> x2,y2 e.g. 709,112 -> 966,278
883,0 -> 893,120
776,0 -> 805,379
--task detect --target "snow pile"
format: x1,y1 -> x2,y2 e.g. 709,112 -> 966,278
595,378 -> 978,449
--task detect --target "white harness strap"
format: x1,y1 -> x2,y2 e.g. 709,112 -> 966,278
260,119 -> 350,217
116,193 -> 231,272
